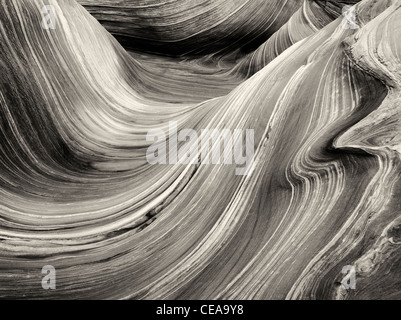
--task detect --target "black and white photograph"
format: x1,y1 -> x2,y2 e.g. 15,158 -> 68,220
0,0 -> 400,306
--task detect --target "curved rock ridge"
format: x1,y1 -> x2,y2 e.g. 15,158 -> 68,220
77,0 -> 363,103
233,0 -> 361,76
77,0 -> 304,58
0,0 -> 401,300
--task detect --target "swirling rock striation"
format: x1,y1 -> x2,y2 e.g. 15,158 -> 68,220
0,0 -> 401,300
77,0 -> 303,58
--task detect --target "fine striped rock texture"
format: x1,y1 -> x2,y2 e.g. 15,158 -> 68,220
0,0 -> 401,300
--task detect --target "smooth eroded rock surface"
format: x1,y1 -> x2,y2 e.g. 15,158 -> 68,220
0,0 -> 400,299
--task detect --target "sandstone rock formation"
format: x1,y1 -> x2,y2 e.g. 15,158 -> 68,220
0,0 -> 400,299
